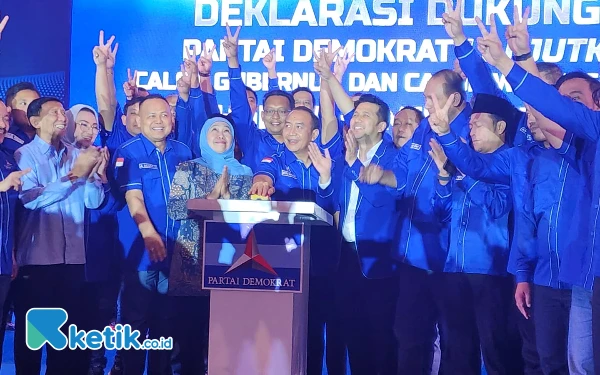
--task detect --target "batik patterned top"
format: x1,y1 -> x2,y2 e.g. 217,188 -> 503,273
167,161 -> 252,296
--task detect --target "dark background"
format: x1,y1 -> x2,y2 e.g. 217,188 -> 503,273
0,0 -> 72,103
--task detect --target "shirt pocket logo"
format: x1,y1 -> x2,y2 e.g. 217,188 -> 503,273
139,163 -> 158,170
281,168 -> 297,179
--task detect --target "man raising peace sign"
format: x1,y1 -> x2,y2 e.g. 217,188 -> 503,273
358,67 -> 472,374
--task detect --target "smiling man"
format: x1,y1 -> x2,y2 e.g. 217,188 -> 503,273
113,94 -> 192,374
13,97 -> 105,374
392,106 -> 424,148
249,106 -> 340,375
321,94 -> 401,374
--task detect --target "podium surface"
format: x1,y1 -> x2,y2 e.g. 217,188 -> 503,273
188,199 -> 332,375
187,198 -> 333,226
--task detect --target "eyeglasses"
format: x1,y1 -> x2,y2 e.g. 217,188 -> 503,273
264,109 -> 290,117
76,122 -> 99,132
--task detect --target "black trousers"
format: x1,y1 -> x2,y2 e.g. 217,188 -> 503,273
84,279 -> 122,373
433,273 -> 524,375
394,263 -> 438,375
14,264 -> 89,375
592,276 -> 600,374
120,270 -> 176,375
307,273 -> 346,375
532,285 -> 571,375
171,296 -> 210,375
336,242 -> 399,375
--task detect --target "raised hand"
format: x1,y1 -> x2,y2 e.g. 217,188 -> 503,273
106,37 -> 119,70
475,15 -> 511,69
0,169 -> 31,192
249,181 -> 275,197
344,129 -> 358,166
308,143 -> 332,182
334,48 -> 355,79
313,49 -> 334,81
184,46 -> 200,88
94,30 -> 117,67
0,14 -> 9,40
442,0 -> 466,43
219,166 -> 231,199
262,48 -> 277,71
96,147 -> 110,184
123,68 -> 138,99
72,146 -> 101,179
198,42 -> 216,75
177,64 -> 191,97
206,166 -> 231,199
506,5 -> 531,56
323,41 -> 342,67
428,139 -> 449,175
428,95 -> 454,136
223,23 -> 241,59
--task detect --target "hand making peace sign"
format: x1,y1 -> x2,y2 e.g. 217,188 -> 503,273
475,15 -> 510,68
223,23 -> 241,59
93,30 -> 119,69
198,42 -> 216,75
428,95 -> 454,136
506,5 -> 532,57
442,0 -> 466,44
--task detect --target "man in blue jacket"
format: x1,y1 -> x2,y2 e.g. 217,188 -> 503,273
113,95 -> 192,373
250,106 -> 342,375
224,26 -> 341,172
429,70 -> 596,375
431,93 -> 523,374
359,68 -> 471,374
474,17 -> 600,373
320,94 -> 399,374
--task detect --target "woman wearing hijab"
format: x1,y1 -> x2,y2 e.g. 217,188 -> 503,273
168,116 -> 253,293
167,116 -> 253,374
66,104 -> 120,375
65,104 -> 101,149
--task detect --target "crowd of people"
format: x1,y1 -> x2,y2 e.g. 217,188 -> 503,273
0,2 -> 600,375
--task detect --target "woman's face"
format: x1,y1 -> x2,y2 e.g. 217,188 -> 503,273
73,109 -> 99,148
206,122 -> 233,153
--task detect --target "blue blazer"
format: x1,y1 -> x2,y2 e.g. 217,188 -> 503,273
327,139 -> 400,279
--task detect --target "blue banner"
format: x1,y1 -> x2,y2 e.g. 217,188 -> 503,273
202,221 -> 304,293
70,0 -> 599,121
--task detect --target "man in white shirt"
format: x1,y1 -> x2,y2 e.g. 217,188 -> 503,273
320,94 -> 400,375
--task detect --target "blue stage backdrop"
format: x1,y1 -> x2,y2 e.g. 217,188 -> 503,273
0,0 -> 72,103
70,0 -> 600,125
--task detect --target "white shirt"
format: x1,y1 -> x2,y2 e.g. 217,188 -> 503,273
342,140 -> 382,243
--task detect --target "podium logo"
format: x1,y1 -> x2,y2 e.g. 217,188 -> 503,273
226,229 -> 278,276
26,308 -> 173,351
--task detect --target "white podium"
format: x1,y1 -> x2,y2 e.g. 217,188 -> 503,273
187,199 -> 333,375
